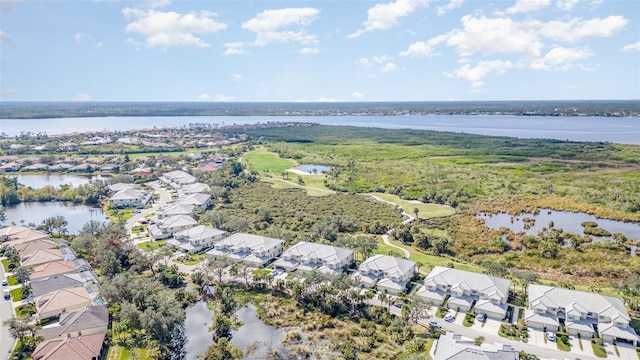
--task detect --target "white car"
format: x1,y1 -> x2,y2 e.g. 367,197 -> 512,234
546,331 -> 556,342
476,313 -> 486,322
444,313 -> 455,322
429,319 -> 442,329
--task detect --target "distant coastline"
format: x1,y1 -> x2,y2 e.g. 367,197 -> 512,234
1,100 -> 639,119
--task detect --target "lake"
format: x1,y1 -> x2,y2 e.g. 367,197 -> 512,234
2,115 -> 638,144
2,202 -> 106,234
13,174 -> 110,189
184,302 -> 286,360
478,209 -> 640,241
296,164 -> 333,174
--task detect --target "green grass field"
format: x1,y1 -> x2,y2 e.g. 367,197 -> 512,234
106,346 -> 151,360
383,237 -> 481,273
370,193 -> 456,218
138,240 -> 166,252
373,237 -> 405,259
243,148 -> 297,174
1,259 -> 9,272
261,177 -> 334,197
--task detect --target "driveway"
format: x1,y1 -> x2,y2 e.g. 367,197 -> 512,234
125,181 -> 172,232
470,318 -> 502,336
612,342 -> 639,360
0,263 -> 16,356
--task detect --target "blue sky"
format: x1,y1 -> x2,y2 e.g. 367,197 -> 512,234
0,0 -> 638,102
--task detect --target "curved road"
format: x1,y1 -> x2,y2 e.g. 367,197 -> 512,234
369,194 -> 414,260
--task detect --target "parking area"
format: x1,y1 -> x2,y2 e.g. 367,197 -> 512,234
609,342 -> 639,360
470,318 -> 502,336
567,335 -> 592,358
528,329 -> 559,350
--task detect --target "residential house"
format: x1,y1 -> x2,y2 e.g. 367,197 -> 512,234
30,259 -> 92,281
351,254 -> 416,294
525,285 -> 639,345
0,161 -> 21,172
107,183 -> 137,193
31,272 -> 99,297
70,163 -> 92,172
11,238 -> 58,256
179,182 -> 210,196
273,241 -> 354,275
156,203 -> 197,219
37,305 -> 109,340
206,233 -> 284,266
148,215 -> 197,240
432,332 -> 518,360
198,161 -> 223,173
0,225 -> 36,241
22,163 -> 50,172
32,333 -> 105,360
166,225 -> 226,253
108,188 -> 150,208
48,163 -> 73,172
100,164 -> 119,173
2,228 -> 51,244
34,287 -> 94,320
21,248 -> 65,267
178,192 -> 211,211
415,267 -> 510,320
160,170 -> 196,188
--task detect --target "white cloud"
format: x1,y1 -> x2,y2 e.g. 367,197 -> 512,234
556,0 -> 579,11
352,91 -> 364,100
381,63 -> 398,72
224,42 -> 246,55
372,55 -> 392,63
445,60 -> 513,87
622,41 -> 640,52
539,16 -> 628,42
437,0 -> 463,16
505,0 -> 551,14
74,32 -> 88,42
357,58 -> 372,66
530,46 -> 592,70
242,8 -> 319,46
197,93 -> 235,101
300,47 -> 321,54
348,0 -> 430,38
443,15 -> 544,58
72,93 -> 92,101
0,31 -> 11,43
231,73 -> 243,81
399,37 -> 444,57
197,94 -> 210,100
123,7 -> 227,49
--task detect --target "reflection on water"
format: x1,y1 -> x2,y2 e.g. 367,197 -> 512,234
3,202 -> 106,234
295,164 -> 333,174
184,301 -> 214,360
14,174 -> 110,189
477,208 -> 640,242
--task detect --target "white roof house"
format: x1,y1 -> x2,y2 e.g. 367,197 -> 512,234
157,203 -> 197,219
178,192 -> 211,210
108,188 -> 150,208
525,285 -> 639,344
178,182 -> 210,196
432,332 -> 518,360
166,225 -> 226,253
107,183 -> 137,193
148,215 -> 197,240
206,233 -> 284,266
273,241 -> 354,275
160,170 -> 196,188
351,255 -> 416,294
416,267 -> 510,319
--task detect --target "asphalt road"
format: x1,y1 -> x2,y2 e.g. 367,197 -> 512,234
125,181 -> 172,233
0,263 -> 15,357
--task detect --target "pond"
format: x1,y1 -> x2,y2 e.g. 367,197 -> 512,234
184,302 -> 287,360
2,201 -> 106,234
13,174 -> 110,189
477,209 -> 640,242
295,164 -> 333,174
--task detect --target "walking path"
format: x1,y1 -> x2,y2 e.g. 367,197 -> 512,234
369,194 -> 415,260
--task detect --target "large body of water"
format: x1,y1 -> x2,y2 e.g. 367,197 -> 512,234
13,174 -> 110,188
2,115 -> 638,144
2,202 -> 106,234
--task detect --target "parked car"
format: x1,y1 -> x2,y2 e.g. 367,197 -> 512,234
476,313 -> 486,322
444,313 -> 455,322
394,303 -> 405,309
546,331 -> 556,342
3,289 -> 10,300
429,319 -> 442,329
1,279 -> 7,286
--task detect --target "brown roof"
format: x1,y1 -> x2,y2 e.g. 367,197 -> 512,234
4,229 -> 51,244
12,239 -> 58,256
37,305 -> 109,339
21,248 -> 64,267
32,333 -> 105,360
31,260 -> 80,281
35,287 -> 92,317
0,225 -> 33,239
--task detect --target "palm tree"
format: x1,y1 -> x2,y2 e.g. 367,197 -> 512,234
413,207 -> 419,219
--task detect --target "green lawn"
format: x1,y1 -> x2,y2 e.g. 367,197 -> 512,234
384,237 -> 482,273
106,207 -> 135,222
370,193 -> 456,218
374,237 -> 405,258
138,240 -> 166,252
261,177 -> 334,197
591,340 -> 607,358
1,259 -> 9,272
106,346 -> 151,360
7,275 -> 18,286
174,253 -> 206,266
10,287 -> 23,301
243,148 -> 297,174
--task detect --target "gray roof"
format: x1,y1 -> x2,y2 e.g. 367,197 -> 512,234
358,254 -> 416,279
424,267 -> 510,302
109,188 -> 148,201
210,233 -> 283,253
158,215 -> 197,229
37,305 -> 109,339
174,225 -> 225,241
31,272 -> 98,297
160,203 -> 197,217
179,192 -> 211,206
434,332 -> 518,360
280,241 -> 353,268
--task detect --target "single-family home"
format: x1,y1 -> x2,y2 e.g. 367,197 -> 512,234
415,267 -> 510,320
30,259 -> 92,281
178,192 -> 211,210
108,188 -> 150,208
1,227 -> 50,244
432,332 -> 518,360
166,225 -> 226,253
525,285 -> 639,345
22,163 -> 50,172
156,203 -> 197,219
34,287 -> 94,320
206,233 -> 284,266
11,238 -> 58,256
351,254 -> 416,294
21,248 -> 65,267
179,182 -> 210,196
273,241 -> 354,275
160,170 -> 196,188
0,225 -> 33,241
108,183 -> 138,193
0,161 -> 21,172
32,333 -> 105,360
148,215 -> 197,240
31,272 -> 99,297
48,163 -> 73,172
37,305 -> 109,340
